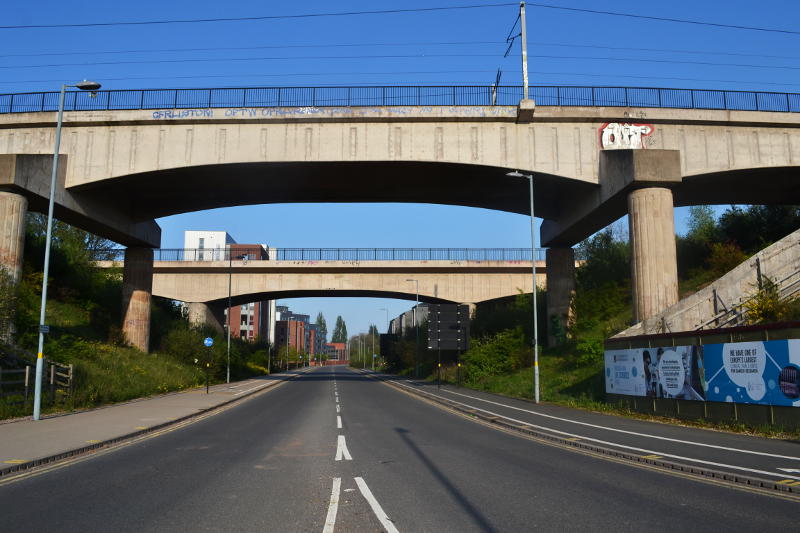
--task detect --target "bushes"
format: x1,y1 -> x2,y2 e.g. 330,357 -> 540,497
462,328 -> 528,383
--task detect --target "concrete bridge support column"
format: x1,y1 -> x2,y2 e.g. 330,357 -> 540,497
0,192 -> 27,340
121,247 -> 153,352
545,247 -> 575,346
187,302 -> 225,333
627,187 -> 679,324
0,192 -> 27,283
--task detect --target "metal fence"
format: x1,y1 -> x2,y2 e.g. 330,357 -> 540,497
98,248 -> 548,262
2,85 -> 799,114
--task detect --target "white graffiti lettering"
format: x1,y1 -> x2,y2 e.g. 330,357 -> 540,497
599,122 -> 654,150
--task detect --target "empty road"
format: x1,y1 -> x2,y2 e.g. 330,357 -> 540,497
1,366 -> 797,532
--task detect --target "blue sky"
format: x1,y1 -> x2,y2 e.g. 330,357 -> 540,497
2,1 -> 798,339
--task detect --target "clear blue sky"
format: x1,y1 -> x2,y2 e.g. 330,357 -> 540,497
2,1 -> 798,339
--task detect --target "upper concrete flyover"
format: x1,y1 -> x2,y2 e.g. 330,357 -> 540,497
1,85 -> 799,250
3,84 -> 800,349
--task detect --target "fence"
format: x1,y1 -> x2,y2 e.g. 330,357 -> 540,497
97,247 -> 548,262
0,361 -> 74,408
2,85 -> 799,114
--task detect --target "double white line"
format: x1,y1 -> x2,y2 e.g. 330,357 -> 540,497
324,477 -> 398,533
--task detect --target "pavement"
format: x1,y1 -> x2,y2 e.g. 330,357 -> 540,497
0,369 -> 309,473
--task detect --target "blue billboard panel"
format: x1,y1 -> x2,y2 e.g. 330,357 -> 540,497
605,339 -> 800,407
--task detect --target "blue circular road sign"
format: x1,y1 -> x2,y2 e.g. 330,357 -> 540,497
204,337 -> 214,347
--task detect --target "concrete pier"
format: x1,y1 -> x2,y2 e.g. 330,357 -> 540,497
121,247 -> 153,352
0,191 -> 27,283
187,302 -> 225,333
628,187 -> 679,323
545,247 -> 575,345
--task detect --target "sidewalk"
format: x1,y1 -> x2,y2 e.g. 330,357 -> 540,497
0,370 -> 305,475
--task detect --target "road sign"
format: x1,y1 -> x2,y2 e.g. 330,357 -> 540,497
203,337 -> 213,347
38,325 -> 50,334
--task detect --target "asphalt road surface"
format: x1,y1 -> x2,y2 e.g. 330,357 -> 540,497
2,366 -> 797,532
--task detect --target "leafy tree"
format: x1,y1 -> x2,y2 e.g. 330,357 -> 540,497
331,315 -> 348,343
315,312 -> 328,342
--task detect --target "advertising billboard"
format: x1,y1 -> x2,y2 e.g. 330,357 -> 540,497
604,339 -> 800,407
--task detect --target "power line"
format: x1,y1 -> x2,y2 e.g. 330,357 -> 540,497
0,53 -> 511,71
5,51 -> 797,72
524,1 -> 800,36
1,1 -> 796,37
0,3 -> 516,30
0,70 -> 797,89
0,41 -> 506,59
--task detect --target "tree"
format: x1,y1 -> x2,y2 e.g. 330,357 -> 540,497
315,312 -> 328,343
331,315 -> 348,343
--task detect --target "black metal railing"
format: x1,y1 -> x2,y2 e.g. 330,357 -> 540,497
2,85 -> 798,114
97,247 -> 549,262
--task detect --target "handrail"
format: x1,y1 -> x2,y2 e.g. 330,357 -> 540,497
2,85 -> 798,114
96,247 -> 550,262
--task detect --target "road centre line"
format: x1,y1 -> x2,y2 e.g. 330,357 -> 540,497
390,381 -> 800,481
336,404 -> 340,413
323,477 -> 341,533
337,416 -> 342,429
435,387 -> 800,462
335,435 -> 352,461
355,477 -> 399,533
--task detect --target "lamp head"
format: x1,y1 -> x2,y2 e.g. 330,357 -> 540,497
74,80 -> 101,91
506,170 -> 527,178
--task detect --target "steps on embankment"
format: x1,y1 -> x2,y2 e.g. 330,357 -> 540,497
614,226 -> 800,337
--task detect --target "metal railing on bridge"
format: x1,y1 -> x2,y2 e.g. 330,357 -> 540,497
3,85 -> 799,114
96,248 -> 548,262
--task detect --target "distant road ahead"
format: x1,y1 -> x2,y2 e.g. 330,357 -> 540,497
2,366 -> 797,532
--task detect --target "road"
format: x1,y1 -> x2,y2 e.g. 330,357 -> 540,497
1,366 -> 797,532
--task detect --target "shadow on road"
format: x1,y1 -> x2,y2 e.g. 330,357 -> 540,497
394,427 -> 496,532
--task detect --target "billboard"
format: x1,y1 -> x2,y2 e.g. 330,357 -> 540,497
604,339 -> 800,407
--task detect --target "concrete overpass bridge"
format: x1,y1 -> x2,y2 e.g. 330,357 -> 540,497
98,247 -> 549,332
2,85 -> 799,350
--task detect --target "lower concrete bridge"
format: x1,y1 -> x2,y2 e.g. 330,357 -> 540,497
98,247 -> 564,335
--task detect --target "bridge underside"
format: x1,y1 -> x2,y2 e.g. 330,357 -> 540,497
204,290 -> 457,308
71,160 -> 595,223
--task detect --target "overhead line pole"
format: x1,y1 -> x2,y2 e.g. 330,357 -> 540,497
520,1 -> 529,100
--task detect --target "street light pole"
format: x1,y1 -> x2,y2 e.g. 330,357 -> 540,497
227,251 -> 232,384
405,279 -> 420,378
507,170 -> 540,403
33,80 -> 101,421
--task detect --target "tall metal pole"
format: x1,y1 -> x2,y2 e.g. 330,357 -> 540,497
227,252 -> 232,384
520,1 -> 529,100
371,325 -> 375,371
406,279 -> 419,378
528,174 -> 540,403
33,84 -> 67,421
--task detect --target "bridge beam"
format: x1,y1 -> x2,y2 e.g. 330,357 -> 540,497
0,154 -> 160,248
545,247 -> 575,346
121,247 -> 153,352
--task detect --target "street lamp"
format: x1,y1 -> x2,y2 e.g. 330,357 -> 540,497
405,279 -> 420,378
507,170 -> 540,404
33,80 -> 101,421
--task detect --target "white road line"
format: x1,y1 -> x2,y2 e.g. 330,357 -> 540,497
390,381 -> 800,481
337,416 -> 342,429
336,397 -> 339,403
322,477 -> 341,533
233,382 -> 272,396
336,404 -> 340,413
335,435 -> 352,461
431,385 -> 800,462
354,477 -> 399,533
